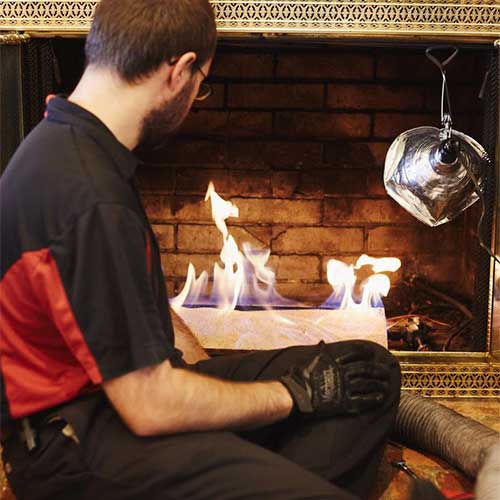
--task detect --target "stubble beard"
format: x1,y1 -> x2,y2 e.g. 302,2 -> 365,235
137,79 -> 195,152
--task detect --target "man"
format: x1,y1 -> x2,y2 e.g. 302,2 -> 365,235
0,1 -> 401,499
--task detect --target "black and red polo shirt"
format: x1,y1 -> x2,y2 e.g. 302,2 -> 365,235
0,97 -> 180,425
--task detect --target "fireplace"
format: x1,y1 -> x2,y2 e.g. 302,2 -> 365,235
1,0 -> 499,397
129,44 -> 490,350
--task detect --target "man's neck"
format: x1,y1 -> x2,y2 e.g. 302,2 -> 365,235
68,66 -> 155,150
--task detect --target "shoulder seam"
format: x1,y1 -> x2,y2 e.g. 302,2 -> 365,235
48,202 -> 146,249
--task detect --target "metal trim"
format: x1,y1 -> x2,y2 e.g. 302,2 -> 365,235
0,1 -> 499,40
0,33 -> 30,45
399,358 -> 500,398
1,3 -> 499,396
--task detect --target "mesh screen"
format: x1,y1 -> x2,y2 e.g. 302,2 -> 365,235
21,39 -> 58,135
471,48 -> 498,351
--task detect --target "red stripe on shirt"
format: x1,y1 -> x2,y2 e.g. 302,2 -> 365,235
0,249 -> 102,419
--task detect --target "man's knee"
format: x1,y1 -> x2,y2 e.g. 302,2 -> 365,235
325,340 -> 401,403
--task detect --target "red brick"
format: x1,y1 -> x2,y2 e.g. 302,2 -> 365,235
271,255 -> 321,281
235,198 -> 321,224
228,83 -> 324,109
277,52 -> 374,80
152,224 -> 175,251
327,84 -> 424,110
227,112 -> 273,136
271,171 -> 301,198
452,113 -> 483,140
228,170 -> 271,197
414,253 -> 466,289
142,194 -> 167,220
425,83 -> 482,113
228,141 -> 322,169
161,253 -> 219,278
192,83 -> 225,109
368,227 -> 416,253
275,112 -> 371,139
211,52 -> 274,79
228,225 -> 273,249
376,51 -> 481,83
176,169 -> 271,197
376,52 -> 438,82
366,143 -> 391,167
324,198 -> 414,224
366,169 -> 388,196
297,169 -> 367,197
176,168 -> 230,195
323,142 -> 379,168
367,223 -> 462,254
178,225 -> 223,252
135,167 -> 175,192
177,224 -> 273,252
373,113 -> 438,139
325,142 -> 390,169
180,110 -> 228,136
272,227 -> 364,254
164,196 -> 212,222
139,140 -> 226,165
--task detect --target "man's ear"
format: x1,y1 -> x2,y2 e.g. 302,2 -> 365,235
168,52 -> 197,93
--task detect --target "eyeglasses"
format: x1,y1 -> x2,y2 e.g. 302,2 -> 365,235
194,65 -> 212,101
168,58 -> 213,102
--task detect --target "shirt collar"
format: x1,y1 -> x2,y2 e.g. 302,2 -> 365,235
46,96 -> 139,180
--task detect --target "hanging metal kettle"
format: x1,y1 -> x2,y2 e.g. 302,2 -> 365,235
384,47 -> 488,227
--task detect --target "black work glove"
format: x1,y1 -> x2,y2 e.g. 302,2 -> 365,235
280,342 -> 390,418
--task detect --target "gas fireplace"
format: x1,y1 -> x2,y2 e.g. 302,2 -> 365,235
1,0 -> 499,398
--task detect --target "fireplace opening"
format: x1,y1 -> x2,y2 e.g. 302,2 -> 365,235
21,39 -> 498,353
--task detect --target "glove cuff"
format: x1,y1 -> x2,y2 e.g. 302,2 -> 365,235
280,375 -> 314,414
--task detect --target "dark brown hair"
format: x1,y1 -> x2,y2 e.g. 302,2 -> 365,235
85,0 -> 217,82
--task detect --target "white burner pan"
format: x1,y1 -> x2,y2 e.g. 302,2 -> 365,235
174,307 -> 388,350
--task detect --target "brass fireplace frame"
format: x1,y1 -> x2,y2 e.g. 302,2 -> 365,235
1,1 -> 499,397
0,0 -> 499,41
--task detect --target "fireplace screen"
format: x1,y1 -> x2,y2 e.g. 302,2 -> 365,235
1,34 -> 499,396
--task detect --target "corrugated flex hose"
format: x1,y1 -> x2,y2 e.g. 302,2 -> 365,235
393,393 -> 500,478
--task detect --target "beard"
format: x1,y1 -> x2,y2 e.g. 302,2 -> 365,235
136,79 -> 195,152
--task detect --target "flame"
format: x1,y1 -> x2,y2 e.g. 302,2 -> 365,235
360,274 -> 391,308
172,183 -> 401,312
323,255 -> 400,310
355,254 -> 401,273
205,182 -> 238,241
325,259 -> 357,309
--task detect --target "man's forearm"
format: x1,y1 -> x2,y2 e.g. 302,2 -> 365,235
104,361 -> 293,436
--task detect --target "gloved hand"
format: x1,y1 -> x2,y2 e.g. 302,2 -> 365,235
280,342 -> 390,418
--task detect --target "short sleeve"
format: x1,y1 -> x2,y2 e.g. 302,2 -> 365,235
44,203 -> 176,381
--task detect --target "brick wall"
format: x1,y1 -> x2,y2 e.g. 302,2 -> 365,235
136,44 -> 486,305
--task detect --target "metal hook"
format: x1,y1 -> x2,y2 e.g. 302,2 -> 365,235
425,46 -> 459,125
425,46 -> 459,72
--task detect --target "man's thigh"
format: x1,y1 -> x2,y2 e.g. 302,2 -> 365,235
191,341 -> 401,498
82,405 -> 358,500
192,340 -> 399,387
4,402 -> 358,500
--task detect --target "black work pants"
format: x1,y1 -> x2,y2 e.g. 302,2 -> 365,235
2,340 -> 401,500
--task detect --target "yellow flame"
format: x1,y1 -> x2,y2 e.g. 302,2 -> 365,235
205,182 -> 239,241
360,274 -> 391,307
174,183 -> 401,312
355,254 -> 401,273
326,259 -> 356,308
